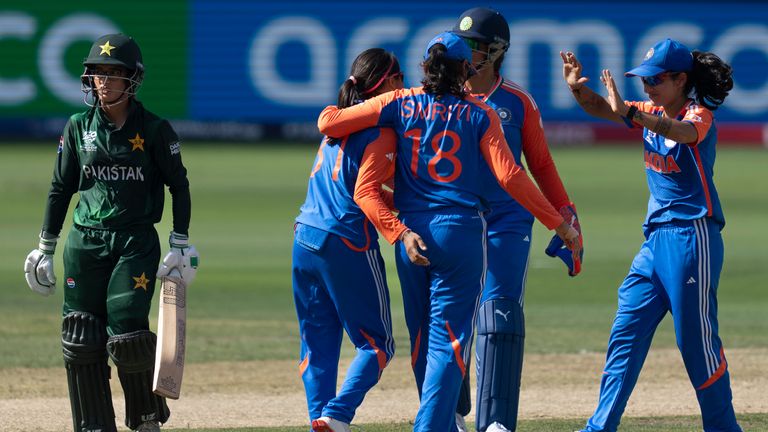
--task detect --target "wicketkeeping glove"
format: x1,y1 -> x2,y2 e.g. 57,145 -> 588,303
545,204 -> 583,277
157,231 -> 199,285
23,232 -> 59,296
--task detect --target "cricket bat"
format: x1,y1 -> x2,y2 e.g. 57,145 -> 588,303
152,269 -> 187,399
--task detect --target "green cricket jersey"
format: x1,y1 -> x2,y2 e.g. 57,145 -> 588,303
43,100 -> 191,236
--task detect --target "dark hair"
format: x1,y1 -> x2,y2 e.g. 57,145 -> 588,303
337,48 -> 400,109
421,45 -> 467,98
685,50 -> 733,111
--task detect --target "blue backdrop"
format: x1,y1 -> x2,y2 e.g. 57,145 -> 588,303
190,1 -> 768,123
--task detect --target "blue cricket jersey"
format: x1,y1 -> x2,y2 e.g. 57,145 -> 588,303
628,99 -> 724,229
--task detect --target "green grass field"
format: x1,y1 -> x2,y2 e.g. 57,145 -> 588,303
1,143 -> 766,431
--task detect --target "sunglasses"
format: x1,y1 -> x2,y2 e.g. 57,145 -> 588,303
461,37 -> 480,50
641,72 -> 679,87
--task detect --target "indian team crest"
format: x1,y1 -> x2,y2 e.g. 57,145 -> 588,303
496,107 -> 512,124
460,16 -> 473,31
644,47 -> 654,61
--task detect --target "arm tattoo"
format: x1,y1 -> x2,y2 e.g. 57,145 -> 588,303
651,116 -> 672,136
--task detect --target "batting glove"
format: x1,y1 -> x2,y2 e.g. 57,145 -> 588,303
23,232 -> 58,296
545,204 -> 583,277
157,232 -> 199,285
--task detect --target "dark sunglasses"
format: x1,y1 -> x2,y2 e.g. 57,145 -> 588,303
461,37 -> 480,50
641,72 -> 679,87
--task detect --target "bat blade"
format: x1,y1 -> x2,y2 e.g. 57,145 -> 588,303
152,274 -> 187,399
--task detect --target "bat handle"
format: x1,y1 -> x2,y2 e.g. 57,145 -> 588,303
168,268 -> 182,278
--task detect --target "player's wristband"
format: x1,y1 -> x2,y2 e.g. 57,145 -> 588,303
38,231 -> 58,255
622,106 -> 638,128
399,229 -> 412,242
169,231 -> 189,249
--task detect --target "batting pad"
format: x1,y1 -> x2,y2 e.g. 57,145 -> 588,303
475,299 -> 525,431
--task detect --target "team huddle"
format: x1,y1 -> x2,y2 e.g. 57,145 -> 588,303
295,6 -> 740,432
22,5 -> 740,432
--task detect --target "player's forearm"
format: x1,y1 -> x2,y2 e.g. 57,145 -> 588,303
570,85 -> 624,124
627,109 -> 699,143
354,186 -> 407,244
170,186 -> 191,236
523,140 -> 571,209
42,191 -> 73,236
317,105 -> 378,138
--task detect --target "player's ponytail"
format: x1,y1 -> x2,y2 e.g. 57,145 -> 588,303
686,51 -> 733,111
337,48 -> 400,109
421,45 -> 467,98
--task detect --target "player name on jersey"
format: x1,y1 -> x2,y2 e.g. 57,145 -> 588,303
401,99 -> 472,122
82,164 -> 145,181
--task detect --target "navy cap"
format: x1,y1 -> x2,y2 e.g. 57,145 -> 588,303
452,7 -> 510,47
625,38 -> 693,77
424,31 -> 472,63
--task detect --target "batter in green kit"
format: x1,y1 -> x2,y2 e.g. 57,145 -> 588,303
24,33 -> 199,432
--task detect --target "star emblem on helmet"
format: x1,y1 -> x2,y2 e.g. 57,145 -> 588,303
99,41 -> 115,56
129,133 -> 145,151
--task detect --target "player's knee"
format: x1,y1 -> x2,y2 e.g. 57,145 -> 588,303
62,311 -> 108,364
477,298 -> 524,336
106,330 -> 156,372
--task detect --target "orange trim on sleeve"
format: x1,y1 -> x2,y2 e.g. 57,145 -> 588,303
681,101 -> 713,146
468,97 -> 564,230
509,83 -> 571,209
317,89 -> 402,138
353,128 -> 408,244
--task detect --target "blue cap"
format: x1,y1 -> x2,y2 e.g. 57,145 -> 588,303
625,38 -> 693,77
424,31 -> 472,63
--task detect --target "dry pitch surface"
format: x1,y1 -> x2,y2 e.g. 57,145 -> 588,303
1,348 -> 765,430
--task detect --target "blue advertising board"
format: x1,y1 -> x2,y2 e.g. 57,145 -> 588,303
190,1 -> 768,123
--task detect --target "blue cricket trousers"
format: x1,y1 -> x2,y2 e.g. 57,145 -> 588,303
482,207 -> 534,304
585,218 -> 741,432
396,209 -> 487,432
292,223 -> 395,424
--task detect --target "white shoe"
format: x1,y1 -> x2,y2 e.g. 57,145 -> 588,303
311,416 -> 352,432
134,421 -> 160,432
486,422 -> 512,432
455,413 -> 468,432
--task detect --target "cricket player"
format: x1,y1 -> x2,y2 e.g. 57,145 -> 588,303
562,39 -> 741,431
293,48 -> 404,432
450,8 -> 583,432
319,31 -> 581,432
23,33 -> 197,432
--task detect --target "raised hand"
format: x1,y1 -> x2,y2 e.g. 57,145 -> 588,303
560,51 -> 589,90
600,69 -> 628,116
